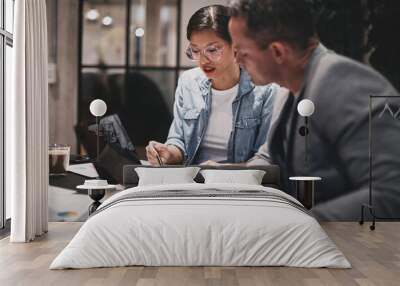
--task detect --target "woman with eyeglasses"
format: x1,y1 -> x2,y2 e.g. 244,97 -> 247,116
146,5 -> 277,166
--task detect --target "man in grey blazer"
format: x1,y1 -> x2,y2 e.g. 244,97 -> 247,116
229,0 -> 400,220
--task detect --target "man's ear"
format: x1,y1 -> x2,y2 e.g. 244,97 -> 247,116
269,42 -> 287,65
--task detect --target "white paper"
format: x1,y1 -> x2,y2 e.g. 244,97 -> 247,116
68,163 -> 99,178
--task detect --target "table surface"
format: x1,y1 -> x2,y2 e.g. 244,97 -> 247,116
77,184 -> 116,190
289,176 -> 322,181
49,184 -> 122,222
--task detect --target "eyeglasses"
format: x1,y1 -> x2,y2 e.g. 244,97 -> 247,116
186,44 -> 224,62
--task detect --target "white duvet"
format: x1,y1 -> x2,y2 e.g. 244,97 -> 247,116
50,183 -> 351,269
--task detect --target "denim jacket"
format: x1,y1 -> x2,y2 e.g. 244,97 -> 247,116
165,67 -> 277,165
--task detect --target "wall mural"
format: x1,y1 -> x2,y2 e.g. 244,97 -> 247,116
49,0 -> 400,223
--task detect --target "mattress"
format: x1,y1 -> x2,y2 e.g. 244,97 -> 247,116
50,183 -> 350,269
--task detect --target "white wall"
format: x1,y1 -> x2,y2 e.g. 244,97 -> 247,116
180,0 -> 230,67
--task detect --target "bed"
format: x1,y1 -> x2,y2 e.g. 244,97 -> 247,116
50,165 -> 350,269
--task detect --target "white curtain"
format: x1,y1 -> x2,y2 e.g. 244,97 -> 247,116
7,0 -> 49,242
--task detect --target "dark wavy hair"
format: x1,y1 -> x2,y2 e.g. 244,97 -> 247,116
229,0 -> 317,49
187,5 -> 232,43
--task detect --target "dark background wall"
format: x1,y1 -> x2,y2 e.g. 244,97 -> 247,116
312,0 -> 400,91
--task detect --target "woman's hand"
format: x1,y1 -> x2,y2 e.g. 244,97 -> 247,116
145,141 -> 170,166
146,141 -> 183,165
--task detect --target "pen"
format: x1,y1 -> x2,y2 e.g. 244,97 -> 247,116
151,143 -> 163,166
155,152 -> 163,166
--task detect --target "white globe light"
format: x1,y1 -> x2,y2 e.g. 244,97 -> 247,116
102,16 -> 113,27
86,9 -> 99,21
297,99 -> 315,117
90,99 -> 107,117
135,27 -> 145,37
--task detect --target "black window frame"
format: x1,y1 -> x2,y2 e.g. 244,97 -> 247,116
77,0 -> 197,151
1,0 -> 14,232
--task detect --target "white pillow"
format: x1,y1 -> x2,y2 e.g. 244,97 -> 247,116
135,167 -> 201,186
200,169 -> 266,185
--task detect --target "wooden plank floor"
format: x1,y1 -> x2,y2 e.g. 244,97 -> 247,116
0,222 -> 399,286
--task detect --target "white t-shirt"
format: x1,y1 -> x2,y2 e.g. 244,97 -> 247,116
196,84 -> 239,163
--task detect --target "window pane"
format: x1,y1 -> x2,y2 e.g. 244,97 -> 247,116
130,0 -> 178,67
0,38 -> 3,227
0,0 -> 2,30
5,44 -> 12,219
125,70 -> 173,146
82,0 -> 126,65
5,0 -> 14,33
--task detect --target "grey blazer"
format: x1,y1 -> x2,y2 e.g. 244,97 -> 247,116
249,44 -> 400,220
